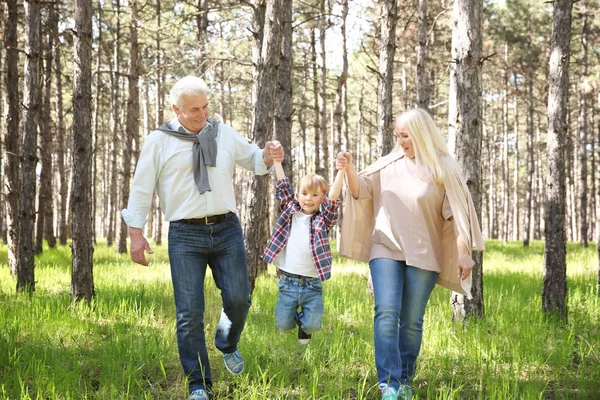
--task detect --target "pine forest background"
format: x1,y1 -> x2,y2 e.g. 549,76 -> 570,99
1,0 -> 600,297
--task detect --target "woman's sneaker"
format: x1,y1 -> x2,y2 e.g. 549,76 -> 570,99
381,387 -> 398,400
188,388 -> 212,400
398,384 -> 413,400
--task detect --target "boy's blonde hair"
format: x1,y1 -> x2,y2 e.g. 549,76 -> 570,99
298,174 -> 328,195
395,108 -> 450,184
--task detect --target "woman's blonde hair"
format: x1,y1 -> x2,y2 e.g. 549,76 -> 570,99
298,174 -> 328,195
396,108 -> 450,184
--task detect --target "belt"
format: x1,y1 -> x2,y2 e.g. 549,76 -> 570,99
282,271 -> 318,280
179,212 -> 234,225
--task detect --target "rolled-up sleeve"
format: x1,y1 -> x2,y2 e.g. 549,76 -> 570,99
121,133 -> 161,228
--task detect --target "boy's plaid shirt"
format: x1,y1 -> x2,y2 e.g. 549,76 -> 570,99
262,178 -> 341,281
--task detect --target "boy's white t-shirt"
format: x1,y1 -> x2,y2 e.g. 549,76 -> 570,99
279,212 -> 319,278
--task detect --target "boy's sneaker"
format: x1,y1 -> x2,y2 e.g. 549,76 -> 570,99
188,389 -> 212,400
223,348 -> 244,375
381,387 -> 398,400
297,326 -> 312,345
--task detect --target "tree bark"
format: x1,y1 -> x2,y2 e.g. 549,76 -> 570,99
4,0 -> 20,276
543,0 -> 573,318
36,3 -> 57,253
512,76 -> 519,241
196,0 -> 209,75
118,0 -> 139,254
246,0 -> 282,293
55,1 -> 68,245
153,0 -> 164,245
107,0 -> 121,247
71,0 -> 95,303
376,0 -> 397,157
275,0 -> 293,183
311,28 -> 321,176
319,0 -> 329,180
448,0 -> 484,319
416,0 -> 430,111
524,43 -> 534,246
17,0 -> 41,293
578,7 -> 589,248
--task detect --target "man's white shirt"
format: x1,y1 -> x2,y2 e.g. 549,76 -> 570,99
122,118 -> 269,228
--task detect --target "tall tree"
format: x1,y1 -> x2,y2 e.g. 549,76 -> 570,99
416,0 -> 430,111
17,0 -> 41,293
318,0 -> 329,180
275,0 -> 293,182
543,0 -> 573,318
118,0 -> 139,254
376,0 -> 397,157
4,0 -> 20,276
36,3 -> 58,253
311,28 -> 322,176
55,0 -> 68,245
71,0 -> 95,303
334,0 -> 349,153
106,0 -> 121,247
523,28 -> 535,246
245,0 -> 282,293
448,0 -> 484,319
153,0 -> 165,245
196,0 -> 209,75
577,5 -> 589,248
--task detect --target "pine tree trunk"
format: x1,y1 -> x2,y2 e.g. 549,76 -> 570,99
55,4 -> 68,245
92,0 -> 103,243
376,0 -> 397,157
311,28 -> 321,176
4,0 -> 20,276
319,0 -> 329,180
246,0 -> 282,294
153,0 -> 164,246
543,0 -> 573,318
118,0 -> 139,254
36,5 -> 57,253
196,0 -> 209,75
275,0 -> 293,183
71,0 -> 95,303
448,0 -> 484,319
17,0 -> 41,293
107,0 -> 121,247
578,8 -> 589,248
524,63 -> 535,246
416,0 -> 430,111
501,48 -> 510,242
334,0 -> 348,154
512,78 -> 519,241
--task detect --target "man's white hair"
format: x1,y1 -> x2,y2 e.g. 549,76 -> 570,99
169,76 -> 210,108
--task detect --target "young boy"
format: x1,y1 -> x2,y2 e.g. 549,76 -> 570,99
263,161 -> 345,344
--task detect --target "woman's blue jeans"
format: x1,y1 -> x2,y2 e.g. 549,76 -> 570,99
370,258 -> 439,389
168,215 -> 251,393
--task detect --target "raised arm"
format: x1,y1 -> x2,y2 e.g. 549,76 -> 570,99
274,161 -> 286,181
336,151 -> 359,198
329,168 -> 345,201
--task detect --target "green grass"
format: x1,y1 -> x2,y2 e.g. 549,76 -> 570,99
0,239 -> 599,399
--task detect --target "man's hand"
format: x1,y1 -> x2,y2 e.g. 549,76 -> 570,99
264,140 -> 284,166
128,227 -> 154,266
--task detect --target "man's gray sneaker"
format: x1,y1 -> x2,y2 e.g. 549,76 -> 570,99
223,348 -> 244,375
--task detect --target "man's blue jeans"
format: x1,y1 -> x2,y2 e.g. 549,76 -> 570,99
275,274 -> 324,334
168,215 -> 251,393
370,258 -> 439,390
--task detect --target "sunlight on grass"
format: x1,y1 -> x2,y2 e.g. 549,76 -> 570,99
0,239 -> 599,399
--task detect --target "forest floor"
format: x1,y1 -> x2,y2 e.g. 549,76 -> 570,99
0,240 -> 599,399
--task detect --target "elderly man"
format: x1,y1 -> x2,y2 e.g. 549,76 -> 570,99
122,76 -> 283,400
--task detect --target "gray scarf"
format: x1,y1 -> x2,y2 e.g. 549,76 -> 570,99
157,119 -> 220,194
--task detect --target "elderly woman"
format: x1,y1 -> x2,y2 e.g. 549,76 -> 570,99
337,108 -> 484,400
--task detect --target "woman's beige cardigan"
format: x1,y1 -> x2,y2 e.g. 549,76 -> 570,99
339,150 -> 485,298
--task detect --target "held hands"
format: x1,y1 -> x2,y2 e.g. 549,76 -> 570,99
265,140 -> 284,164
457,254 -> 475,280
335,151 -> 353,171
